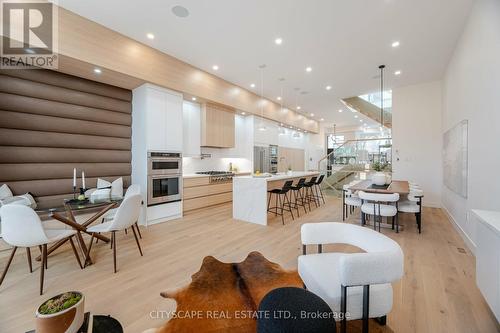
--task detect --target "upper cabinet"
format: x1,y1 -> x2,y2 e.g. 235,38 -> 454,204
133,84 -> 183,152
201,103 -> 235,148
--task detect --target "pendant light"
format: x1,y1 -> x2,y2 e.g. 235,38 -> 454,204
378,65 -> 385,128
258,64 -> 267,131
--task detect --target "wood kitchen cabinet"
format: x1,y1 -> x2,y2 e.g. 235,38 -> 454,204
201,102 -> 235,148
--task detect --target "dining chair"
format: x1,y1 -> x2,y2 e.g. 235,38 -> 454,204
342,184 -> 361,221
85,194 -> 143,273
398,189 -> 424,233
0,205 -> 83,295
359,191 -> 400,232
101,184 -> 142,239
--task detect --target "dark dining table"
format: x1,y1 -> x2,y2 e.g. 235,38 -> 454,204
35,198 -> 121,266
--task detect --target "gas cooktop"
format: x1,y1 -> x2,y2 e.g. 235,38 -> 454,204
195,171 -> 234,175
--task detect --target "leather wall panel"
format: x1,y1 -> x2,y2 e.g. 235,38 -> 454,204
0,69 -> 132,201
0,147 -> 131,163
0,93 -> 131,125
0,75 -> 131,113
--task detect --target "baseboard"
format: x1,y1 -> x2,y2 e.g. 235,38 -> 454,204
442,205 -> 476,255
423,201 -> 441,208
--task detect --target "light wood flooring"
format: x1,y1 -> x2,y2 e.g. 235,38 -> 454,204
0,195 -> 498,333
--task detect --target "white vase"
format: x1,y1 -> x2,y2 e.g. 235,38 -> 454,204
372,172 -> 386,186
36,292 -> 85,333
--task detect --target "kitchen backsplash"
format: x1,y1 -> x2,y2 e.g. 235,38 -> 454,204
183,157 -> 252,174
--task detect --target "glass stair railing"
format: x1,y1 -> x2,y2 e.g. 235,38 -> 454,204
318,138 -> 393,196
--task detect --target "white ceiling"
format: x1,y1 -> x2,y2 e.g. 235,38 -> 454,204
57,0 -> 473,127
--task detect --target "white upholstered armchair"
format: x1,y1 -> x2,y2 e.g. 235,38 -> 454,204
298,222 -> 404,333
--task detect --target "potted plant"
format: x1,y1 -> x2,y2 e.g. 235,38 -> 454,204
371,162 -> 388,186
36,291 -> 85,333
286,165 -> 293,176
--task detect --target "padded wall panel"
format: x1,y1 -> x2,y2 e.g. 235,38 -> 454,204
0,128 -> 131,150
0,75 -> 131,113
0,69 -> 132,101
0,163 -> 131,182
0,69 -> 132,202
0,147 -> 131,163
7,176 -> 131,198
0,110 -> 131,138
0,93 -> 131,125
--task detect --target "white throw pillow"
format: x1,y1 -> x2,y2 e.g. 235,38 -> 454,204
0,184 -> 13,200
96,178 -> 123,200
90,188 -> 111,203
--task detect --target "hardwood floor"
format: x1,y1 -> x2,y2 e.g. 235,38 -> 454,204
0,195 -> 498,333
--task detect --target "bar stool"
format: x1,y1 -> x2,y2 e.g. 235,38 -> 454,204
267,180 -> 295,225
290,178 -> 309,214
303,176 -> 319,209
313,175 -> 326,205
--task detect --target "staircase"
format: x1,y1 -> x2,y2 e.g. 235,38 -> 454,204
341,95 -> 392,128
318,138 -> 393,195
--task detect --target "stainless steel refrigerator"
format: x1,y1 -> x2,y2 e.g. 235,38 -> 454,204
254,145 -> 278,173
254,146 -> 270,173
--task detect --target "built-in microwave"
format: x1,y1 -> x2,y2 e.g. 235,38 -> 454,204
148,151 -> 182,175
147,151 -> 182,206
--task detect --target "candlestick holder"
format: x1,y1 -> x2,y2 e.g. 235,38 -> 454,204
73,186 -> 77,199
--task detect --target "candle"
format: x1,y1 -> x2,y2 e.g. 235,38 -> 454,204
73,168 -> 76,187
82,171 -> 86,189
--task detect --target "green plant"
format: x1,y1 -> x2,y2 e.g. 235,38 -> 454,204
39,292 -> 82,315
372,161 -> 390,172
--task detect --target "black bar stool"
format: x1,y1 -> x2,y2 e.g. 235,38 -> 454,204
314,175 -> 326,205
267,180 -> 295,225
303,176 -> 319,209
290,178 -> 309,213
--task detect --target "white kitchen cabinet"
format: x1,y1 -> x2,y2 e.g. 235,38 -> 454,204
182,101 -> 201,156
165,92 -> 183,151
132,83 -> 184,226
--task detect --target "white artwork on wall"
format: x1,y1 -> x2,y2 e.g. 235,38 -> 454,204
443,120 -> 468,198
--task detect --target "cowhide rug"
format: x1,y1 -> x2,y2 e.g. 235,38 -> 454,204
150,251 -> 393,333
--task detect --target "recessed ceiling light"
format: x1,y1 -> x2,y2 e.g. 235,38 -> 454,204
310,113 -> 314,117
93,68 -> 102,74
280,123 -> 283,126
394,70 -> 402,76
212,65 -> 219,71
250,83 -> 255,88
338,109 -> 343,113
172,5 -> 190,18
191,97 -> 196,101
296,106 -> 301,110
392,41 -> 400,48
354,115 -> 358,118
326,85 -> 332,90
146,33 -> 155,40
320,118 -> 324,121
277,96 -> 282,101
289,126 -> 293,129
359,119 -> 363,122
241,112 -> 246,115
305,66 -> 312,72
274,38 -> 283,45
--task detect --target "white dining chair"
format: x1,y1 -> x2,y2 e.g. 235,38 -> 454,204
100,184 -> 142,238
342,184 -> 361,221
299,223 -> 404,333
398,189 -> 424,233
359,191 -> 400,232
0,205 -> 83,295
85,194 -> 143,273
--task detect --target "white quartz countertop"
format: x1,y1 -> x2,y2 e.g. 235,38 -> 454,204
234,171 -> 319,182
472,209 -> 500,237
183,172 -> 252,179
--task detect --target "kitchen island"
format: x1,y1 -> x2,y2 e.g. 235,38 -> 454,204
233,171 -> 319,225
